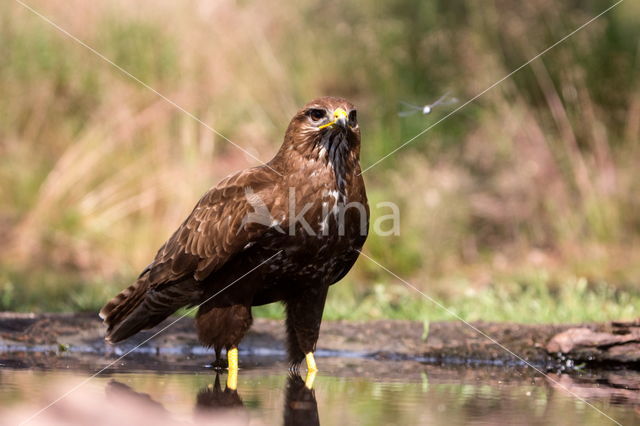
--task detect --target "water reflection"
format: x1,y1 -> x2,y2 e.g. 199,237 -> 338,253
108,372 -> 320,425
2,358 -> 639,425
283,373 -> 320,426
196,374 -> 244,410
106,380 -> 169,414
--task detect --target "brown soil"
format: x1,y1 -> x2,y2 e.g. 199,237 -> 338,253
1,312 -> 638,370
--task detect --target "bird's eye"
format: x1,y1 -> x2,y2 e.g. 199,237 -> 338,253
307,108 -> 326,121
348,110 -> 357,126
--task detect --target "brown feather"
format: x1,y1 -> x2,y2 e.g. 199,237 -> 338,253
101,97 -> 369,364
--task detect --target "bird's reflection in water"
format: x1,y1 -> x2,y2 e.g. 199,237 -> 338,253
196,373 -> 320,426
194,373 -> 248,423
106,380 -> 169,413
283,373 -> 320,426
107,372 -> 319,425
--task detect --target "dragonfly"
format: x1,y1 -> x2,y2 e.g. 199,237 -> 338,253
398,92 -> 458,117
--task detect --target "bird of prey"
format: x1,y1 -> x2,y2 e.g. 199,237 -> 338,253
100,96 -> 369,389
398,92 -> 458,117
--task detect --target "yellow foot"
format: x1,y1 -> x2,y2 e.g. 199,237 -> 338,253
304,352 -> 318,389
226,347 -> 238,390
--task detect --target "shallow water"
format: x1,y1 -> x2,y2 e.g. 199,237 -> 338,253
1,353 -> 638,425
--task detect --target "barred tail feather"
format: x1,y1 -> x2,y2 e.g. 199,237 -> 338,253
100,275 -> 151,343
100,274 -> 202,343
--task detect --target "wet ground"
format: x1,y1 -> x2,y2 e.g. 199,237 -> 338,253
1,313 -> 639,424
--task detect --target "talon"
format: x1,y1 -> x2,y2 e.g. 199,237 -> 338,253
226,347 -> 239,390
305,352 -> 318,373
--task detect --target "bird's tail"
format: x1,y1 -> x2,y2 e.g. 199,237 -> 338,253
100,275 -> 153,343
100,273 -> 201,343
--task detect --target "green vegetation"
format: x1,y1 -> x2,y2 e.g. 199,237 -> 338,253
1,1 -> 639,323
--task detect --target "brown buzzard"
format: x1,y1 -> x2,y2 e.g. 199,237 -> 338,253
100,96 -> 368,388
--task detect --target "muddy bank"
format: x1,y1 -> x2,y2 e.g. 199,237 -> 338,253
0,312 -> 638,370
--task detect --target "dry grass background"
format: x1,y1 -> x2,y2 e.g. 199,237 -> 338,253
1,0 -> 639,321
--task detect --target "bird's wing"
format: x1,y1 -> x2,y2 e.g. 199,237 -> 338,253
145,166 -> 279,286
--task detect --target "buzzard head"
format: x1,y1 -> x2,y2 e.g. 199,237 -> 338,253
278,97 -> 360,173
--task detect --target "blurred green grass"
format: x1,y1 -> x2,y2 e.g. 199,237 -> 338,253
1,0 -> 639,323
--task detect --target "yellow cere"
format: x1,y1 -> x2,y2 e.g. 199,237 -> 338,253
318,107 -> 348,129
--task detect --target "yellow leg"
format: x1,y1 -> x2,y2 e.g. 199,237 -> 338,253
305,352 -> 318,372
304,352 -> 318,389
226,347 -> 238,390
304,369 -> 317,389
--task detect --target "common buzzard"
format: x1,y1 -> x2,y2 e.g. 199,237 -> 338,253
100,96 -> 369,388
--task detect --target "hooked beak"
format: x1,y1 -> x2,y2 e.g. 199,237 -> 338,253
318,107 -> 348,130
